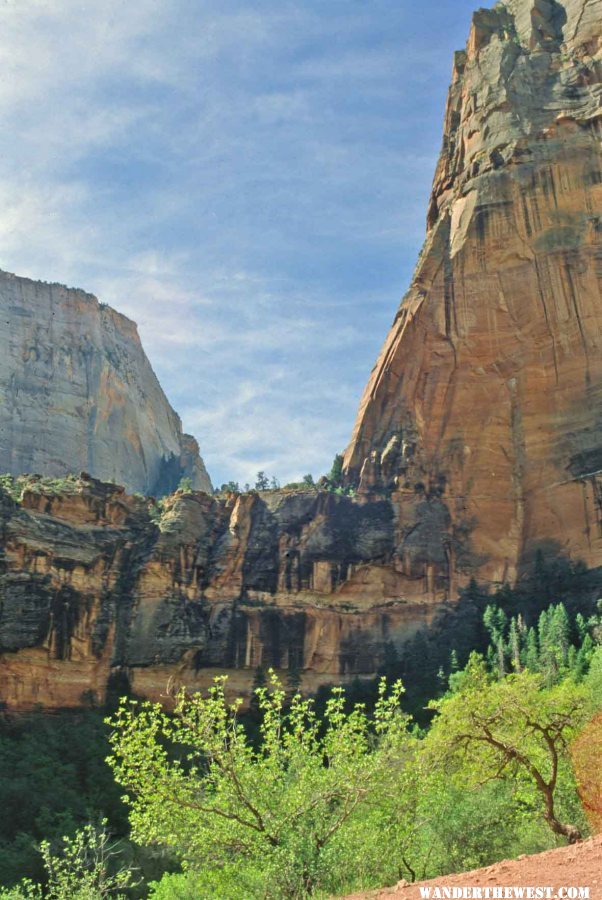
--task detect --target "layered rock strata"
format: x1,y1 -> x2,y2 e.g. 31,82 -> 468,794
0,269 -> 211,496
344,0 -> 602,593
0,477 -> 437,710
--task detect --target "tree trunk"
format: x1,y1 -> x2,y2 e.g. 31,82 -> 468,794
543,785 -> 582,844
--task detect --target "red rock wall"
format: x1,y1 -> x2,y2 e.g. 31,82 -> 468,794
344,0 -> 602,593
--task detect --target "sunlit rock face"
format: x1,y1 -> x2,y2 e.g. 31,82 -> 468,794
0,478 -> 438,710
344,0 -> 602,594
0,269 -> 211,496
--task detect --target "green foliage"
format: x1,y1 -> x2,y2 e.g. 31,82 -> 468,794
148,498 -> 165,524
427,657 -> 590,843
2,648 -> 597,898
0,712 -> 127,888
584,644 -> 602,708
254,471 -> 270,491
107,659 -> 596,897
328,453 -> 344,488
0,558 -> 599,897
282,475 -> 318,491
176,476 -> 193,493
108,673 -> 410,897
217,481 -> 241,494
0,822 -> 135,900
479,601 -> 601,686
0,474 -> 80,503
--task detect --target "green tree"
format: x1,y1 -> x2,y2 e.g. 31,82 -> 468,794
219,481 -> 240,494
524,627 -> 539,672
254,472 -> 269,491
508,618 -> 522,672
107,673 -> 411,898
328,454 -> 344,488
483,606 -> 507,677
426,656 -> 589,844
0,821 -> 135,900
176,476 -> 193,493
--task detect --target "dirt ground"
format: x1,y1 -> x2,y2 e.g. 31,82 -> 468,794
343,835 -> 602,900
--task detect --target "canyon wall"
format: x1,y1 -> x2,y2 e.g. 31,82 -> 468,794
0,269 -> 211,496
0,477 -> 437,710
344,0 -> 602,595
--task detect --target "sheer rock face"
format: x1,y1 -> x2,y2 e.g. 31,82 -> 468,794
0,478 -> 437,710
344,0 -> 602,595
0,270 -> 211,496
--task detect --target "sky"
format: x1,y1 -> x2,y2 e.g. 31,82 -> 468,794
0,0 -> 480,488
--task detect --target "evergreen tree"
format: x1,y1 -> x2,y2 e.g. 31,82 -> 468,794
524,627 -> 539,672
550,604 -> 571,666
329,454 -> 344,488
508,617 -> 522,672
483,605 -> 507,646
575,612 -> 588,643
496,639 -> 506,679
567,644 -> 578,679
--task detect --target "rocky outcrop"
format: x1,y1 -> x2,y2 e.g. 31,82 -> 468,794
0,270 -> 211,496
344,0 -> 602,594
0,477 -> 438,710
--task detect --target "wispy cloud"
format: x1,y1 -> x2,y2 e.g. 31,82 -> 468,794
0,0 -> 478,486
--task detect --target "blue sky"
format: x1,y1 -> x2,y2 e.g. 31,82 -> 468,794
1,0 -> 479,488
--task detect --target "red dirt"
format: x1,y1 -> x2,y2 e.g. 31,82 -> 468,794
344,835 -> 602,900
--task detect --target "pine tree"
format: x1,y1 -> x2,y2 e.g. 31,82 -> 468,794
483,605 -> 507,645
525,627 -> 539,672
551,603 -> 571,667
567,644 -> 578,679
508,617 -> 522,672
575,612 -> 588,643
580,633 -> 595,668
496,639 -> 506,678
538,607 -> 557,685
329,453 -> 344,488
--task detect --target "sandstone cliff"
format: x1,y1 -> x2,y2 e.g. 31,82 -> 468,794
0,476 -> 437,710
344,0 -> 602,595
0,269 -> 211,496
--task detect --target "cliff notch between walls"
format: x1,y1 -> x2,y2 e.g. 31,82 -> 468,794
0,269 -> 211,497
344,0 -> 602,595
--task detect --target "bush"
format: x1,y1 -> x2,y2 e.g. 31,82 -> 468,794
108,674 -> 412,898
